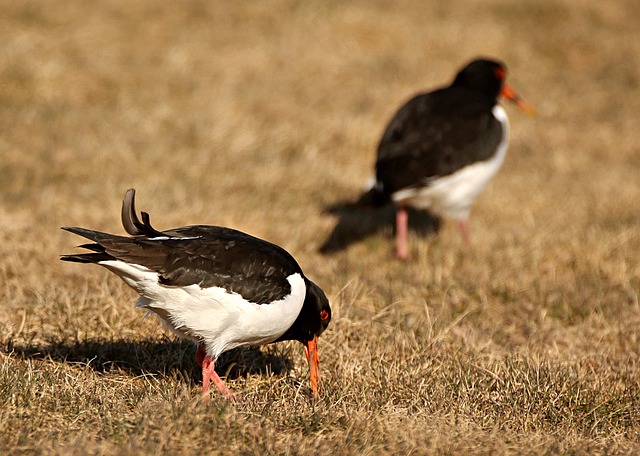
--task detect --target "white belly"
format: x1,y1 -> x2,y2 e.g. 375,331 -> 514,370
99,260 -> 306,358
392,105 -> 510,220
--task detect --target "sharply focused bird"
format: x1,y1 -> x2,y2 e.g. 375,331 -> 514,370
357,58 -> 535,259
61,189 -> 331,399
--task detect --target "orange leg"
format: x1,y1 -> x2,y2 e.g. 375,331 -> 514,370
458,218 -> 472,246
395,206 -> 409,260
198,346 -> 235,401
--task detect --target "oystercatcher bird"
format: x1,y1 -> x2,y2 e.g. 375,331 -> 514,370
61,189 -> 331,399
357,58 -> 535,259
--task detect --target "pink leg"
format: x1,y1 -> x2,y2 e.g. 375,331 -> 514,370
395,206 -> 409,260
201,354 -> 235,401
458,218 -> 472,246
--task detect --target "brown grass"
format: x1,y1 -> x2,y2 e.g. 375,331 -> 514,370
1,0 -> 639,454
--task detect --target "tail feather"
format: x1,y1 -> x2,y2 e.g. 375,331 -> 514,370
354,187 -> 379,207
121,188 -> 165,237
60,252 -> 114,263
77,242 -> 106,252
61,226 -> 113,243
60,227 -> 118,264
121,188 -> 145,235
61,188 -> 165,266
354,181 -> 389,208
323,180 -> 390,215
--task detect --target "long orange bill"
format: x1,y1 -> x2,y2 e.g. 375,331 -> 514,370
501,83 -> 536,116
303,336 -> 320,398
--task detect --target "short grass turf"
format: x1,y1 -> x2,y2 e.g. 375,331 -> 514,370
1,0 -> 639,454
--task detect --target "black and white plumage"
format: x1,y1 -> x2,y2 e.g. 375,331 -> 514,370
61,189 -> 331,399
357,58 -> 535,259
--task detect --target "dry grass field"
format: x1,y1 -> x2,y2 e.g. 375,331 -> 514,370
1,0 -> 639,454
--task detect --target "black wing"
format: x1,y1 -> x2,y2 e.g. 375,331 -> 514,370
62,189 -> 303,304
375,87 -> 503,195
62,226 -> 303,304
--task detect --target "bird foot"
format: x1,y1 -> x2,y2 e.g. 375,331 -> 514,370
201,354 -> 237,402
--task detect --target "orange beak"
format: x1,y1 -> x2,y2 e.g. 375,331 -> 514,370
303,336 -> 320,398
501,83 -> 536,117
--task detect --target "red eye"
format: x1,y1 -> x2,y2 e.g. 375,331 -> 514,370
495,67 -> 506,80
320,310 -> 329,321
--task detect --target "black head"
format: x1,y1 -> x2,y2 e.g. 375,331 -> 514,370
451,58 -> 507,100
276,278 -> 331,343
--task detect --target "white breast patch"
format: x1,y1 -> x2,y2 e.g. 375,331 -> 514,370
392,105 -> 510,219
99,260 -> 306,358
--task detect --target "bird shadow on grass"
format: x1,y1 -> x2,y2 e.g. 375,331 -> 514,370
7,337 -> 295,384
319,201 -> 441,254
